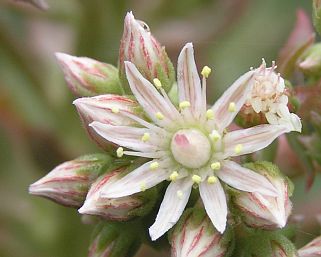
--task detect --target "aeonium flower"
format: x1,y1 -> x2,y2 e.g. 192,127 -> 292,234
75,43 -> 294,241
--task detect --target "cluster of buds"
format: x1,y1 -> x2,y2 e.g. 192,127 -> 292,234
298,235 -> 321,257
242,60 -> 301,132
233,162 -> 293,230
170,208 -> 234,257
79,165 -> 154,221
29,154 -> 112,207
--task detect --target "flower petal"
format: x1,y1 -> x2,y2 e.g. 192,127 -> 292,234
177,43 -> 203,118
199,180 -> 227,233
149,178 -> 193,241
100,160 -> 170,198
210,70 -> 255,131
125,61 -> 180,126
90,121 -> 160,152
221,124 -> 290,158
217,161 -> 277,196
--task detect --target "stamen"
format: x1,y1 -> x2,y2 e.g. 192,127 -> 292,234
169,171 -> 179,182
149,161 -> 159,170
206,109 -> 214,120
177,190 -> 183,199
207,176 -> 218,184
141,132 -> 150,142
155,112 -> 164,120
211,162 -> 221,170
179,101 -> 191,110
209,130 -> 221,142
234,144 -> 243,154
153,78 -> 162,90
111,107 -> 119,113
116,147 -> 124,158
140,182 -> 147,192
192,174 -> 201,184
228,102 -> 236,112
201,66 -> 212,78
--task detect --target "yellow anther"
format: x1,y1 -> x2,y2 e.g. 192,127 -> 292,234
206,109 -> 214,120
211,162 -> 221,170
169,171 -> 179,181
228,102 -> 236,112
192,174 -> 202,184
209,130 -> 221,142
153,78 -> 162,90
140,182 -> 147,192
155,112 -> 164,120
234,144 -> 243,154
116,147 -> 124,158
111,107 -> 120,113
177,190 -> 183,199
201,66 -> 212,78
141,132 -> 150,142
179,101 -> 191,110
149,161 -> 159,170
207,176 -> 218,184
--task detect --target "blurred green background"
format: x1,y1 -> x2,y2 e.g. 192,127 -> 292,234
0,0 -> 320,256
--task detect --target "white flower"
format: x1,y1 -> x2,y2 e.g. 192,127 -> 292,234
76,43 -> 293,241
246,59 -> 302,132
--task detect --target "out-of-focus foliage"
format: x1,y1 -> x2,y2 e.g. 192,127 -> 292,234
0,0 -> 320,257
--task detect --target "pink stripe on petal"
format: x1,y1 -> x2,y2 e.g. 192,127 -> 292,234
221,124 -> 289,158
125,61 -> 179,126
177,43 -> 203,119
217,161 -> 277,196
149,178 -> 193,241
210,70 -> 255,131
100,160 -> 170,198
199,180 -> 227,233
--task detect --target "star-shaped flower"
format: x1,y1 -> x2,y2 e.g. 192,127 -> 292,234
76,43 -> 294,240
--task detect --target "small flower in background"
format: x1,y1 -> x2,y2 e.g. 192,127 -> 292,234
29,154 -> 112,207
170,208 -> 234,257
56,53 -> 123,97
119,12 -> 175,93
73,95 -> 141,151
82,40 -> 299,240
233,162 -> 293,230
244,60 -> 301,132
298,235 -> 321,257
78,165 -> 153,221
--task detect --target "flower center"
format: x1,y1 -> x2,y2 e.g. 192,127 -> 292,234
170,129 -> 211,169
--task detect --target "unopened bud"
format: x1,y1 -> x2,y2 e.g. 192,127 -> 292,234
271,237 -> 299,257
119,12 -> 175,93
298,43 -> 321,77
56,53 -> 123,97
313,0 -> 321,36
89,222 -> 140,257
73,95 -> 141,150
233,162 -> 293,230
79,166 -> 154,221
170,208 -> 234,257
298,235 -> 321,257
29,154 -> 112,208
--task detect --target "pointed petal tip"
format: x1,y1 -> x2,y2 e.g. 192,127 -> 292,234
148,226 -> 164,241
78,203 -> 93,214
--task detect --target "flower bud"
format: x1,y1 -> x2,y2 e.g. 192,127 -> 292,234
170,208 -> 234,257
313,0 -> 321,36
56,53 -> 123,97
29,154 -> 112,208
79,166 -> 148,221
298,43 -> 321,78
89,222 -> 140,257
233,162 -> 293,230
73,95 -> 141,151
119,12 -> 175,93
271,238 -> 299,257
298,235 -> 321,257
